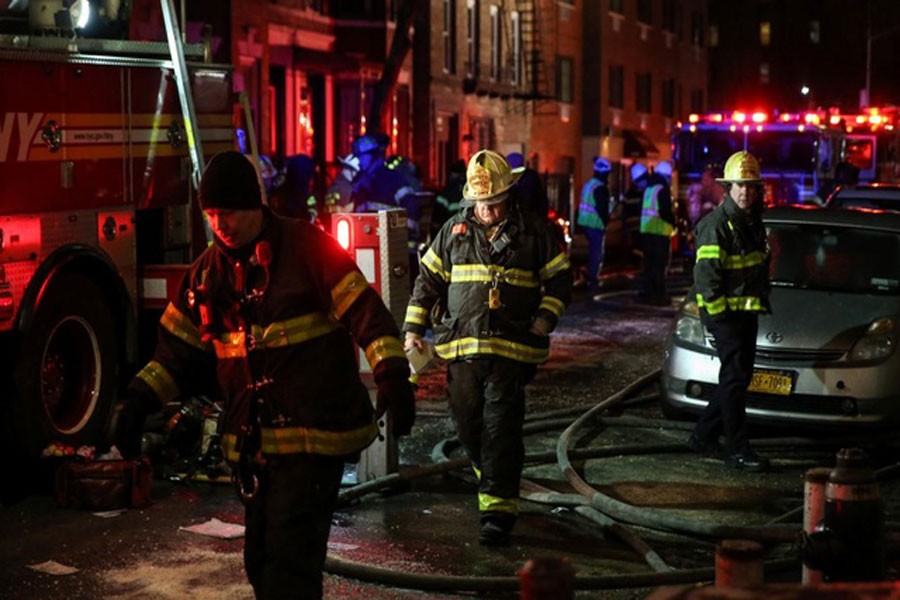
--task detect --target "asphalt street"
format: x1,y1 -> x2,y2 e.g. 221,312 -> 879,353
2,283 -> 899,599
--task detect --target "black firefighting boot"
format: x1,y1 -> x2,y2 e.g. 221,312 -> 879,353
478,512 -> 516,547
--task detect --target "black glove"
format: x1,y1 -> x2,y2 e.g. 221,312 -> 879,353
109,390 -> 157,458
375,376 -> 416,438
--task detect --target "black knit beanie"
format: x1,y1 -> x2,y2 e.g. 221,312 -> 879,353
199,151 -> 263,211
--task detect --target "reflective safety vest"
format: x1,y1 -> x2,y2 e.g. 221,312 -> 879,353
692,195 -> 771,318
576,178 -> 607,231
641,183 -> 675,237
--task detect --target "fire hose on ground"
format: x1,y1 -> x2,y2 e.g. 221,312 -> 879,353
324,368 -> 862,593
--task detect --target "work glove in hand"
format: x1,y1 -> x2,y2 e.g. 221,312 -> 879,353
375,376 -> 416,438
109,390 -> 156,458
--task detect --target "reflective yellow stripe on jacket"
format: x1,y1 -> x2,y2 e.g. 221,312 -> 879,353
696,244 -> 766,269
421,247 -> 450,281
220,421 -> 379,461
450,264 -> 540,287
160,303 -> 211,351
135,360 -> 180,405
435,337 -> 549,363
212,312 -> 341,359
695,293 -> 764,315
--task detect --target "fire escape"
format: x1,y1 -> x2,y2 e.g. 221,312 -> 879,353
515,0 -> 557,115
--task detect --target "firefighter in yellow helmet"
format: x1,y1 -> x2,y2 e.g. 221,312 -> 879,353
687,150 -> 771,472
402,149 -> 572,546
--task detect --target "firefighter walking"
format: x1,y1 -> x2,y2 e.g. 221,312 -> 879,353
112,151 -> 416,599
403,150 -> 572,546
638,161 -> 676,305
688,150 -> 771,472
577,157 -> 613,294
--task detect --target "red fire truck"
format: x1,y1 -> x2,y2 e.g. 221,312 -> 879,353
0,1 -> 233,458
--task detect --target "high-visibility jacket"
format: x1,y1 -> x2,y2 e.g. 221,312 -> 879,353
692,195 -> 771,319
130,209 -> 408,463
576,177 -> 611,231
640,174 -> 675,237
403,205 -> 572,364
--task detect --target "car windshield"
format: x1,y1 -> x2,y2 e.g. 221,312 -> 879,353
767,223 -> 900,294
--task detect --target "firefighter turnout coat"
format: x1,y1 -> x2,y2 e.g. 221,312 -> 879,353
131,209 -> 407,463
693,194 -> 771,319
403,205 -> 572,363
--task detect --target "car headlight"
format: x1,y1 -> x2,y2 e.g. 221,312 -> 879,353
674,301 -> 707,347
848,317 -> 898,361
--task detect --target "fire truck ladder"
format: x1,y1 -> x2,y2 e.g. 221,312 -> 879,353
159,0 -> 204,190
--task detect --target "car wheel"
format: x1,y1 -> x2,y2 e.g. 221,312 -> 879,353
12,273 -> 119,457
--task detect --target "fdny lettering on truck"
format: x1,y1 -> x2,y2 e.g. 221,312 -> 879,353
0,112 -> 232,162
0,112 -> 43,162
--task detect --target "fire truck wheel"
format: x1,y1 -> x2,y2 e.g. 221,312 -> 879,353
13,273 -> 119,457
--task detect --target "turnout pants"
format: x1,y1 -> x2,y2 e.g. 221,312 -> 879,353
584,228 -> 606,292
693,312 -> 759,453
447,358 -> 536,518
640,234 -> 671,302
244,454 -> 345,600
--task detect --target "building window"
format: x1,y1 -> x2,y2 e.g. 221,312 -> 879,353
466,0 -> 478,78
636,72 -> 652,113
511,11 -> 521,86
609,64 -> 624,109
443,0 -> 456,74
662,78 -> 675,117
557,56 -> 574,103
662,0 -> 676,32
490,5 -> 501,81
690,89 -> 703,113
637,0 -> 652,25
810,20 -> 820,44
709,24 -> 719,47
691,10 -> 704,47
760,62 -> 770,84
609,0 -> 623,15
760,21 -> 771,46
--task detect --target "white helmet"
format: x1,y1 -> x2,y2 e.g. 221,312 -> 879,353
654,161 -> 673,178
630,163 -> 648,180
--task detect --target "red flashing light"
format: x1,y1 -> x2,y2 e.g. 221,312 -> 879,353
335,218 -> 352,250
733,112 -> 746,123
688,113 -> 699,123
751,112 -> 767,123
710,113 -> 724,123
829,115 -> 841,125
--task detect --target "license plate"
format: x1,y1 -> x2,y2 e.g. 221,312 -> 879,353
748,369 -> 794,395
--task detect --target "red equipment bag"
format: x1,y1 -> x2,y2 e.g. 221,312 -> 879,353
54,457 -> 153,510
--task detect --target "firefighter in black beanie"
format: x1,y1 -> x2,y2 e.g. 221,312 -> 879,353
112,150 -> 415,599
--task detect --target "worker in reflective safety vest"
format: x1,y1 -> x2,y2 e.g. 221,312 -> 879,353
403,150 -> 572,547
111,151 -> 415,599
688,150 -> 771,473
639,160 -> 676,304
577,156 -> 613,294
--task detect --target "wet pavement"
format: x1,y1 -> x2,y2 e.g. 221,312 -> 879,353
3,275 -> 900,599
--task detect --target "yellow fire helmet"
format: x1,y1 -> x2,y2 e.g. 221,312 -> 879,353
461,149 -> 525,206
717,150 -> 762,183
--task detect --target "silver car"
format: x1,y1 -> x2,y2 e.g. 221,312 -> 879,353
661,206 -> 900,428
825,183 -> 900,210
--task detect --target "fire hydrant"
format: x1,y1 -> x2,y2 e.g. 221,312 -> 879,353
798,447 -> 885,582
